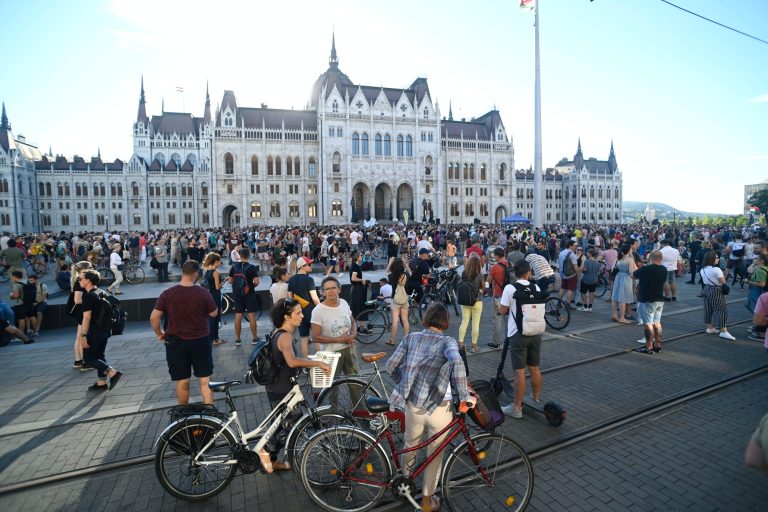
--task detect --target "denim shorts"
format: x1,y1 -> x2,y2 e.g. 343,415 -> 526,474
638,301 -> 664,324
666,271 -> 675,284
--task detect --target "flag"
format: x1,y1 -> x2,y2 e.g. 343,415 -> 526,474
520,0 -> 535,10
176,86 -> 184,93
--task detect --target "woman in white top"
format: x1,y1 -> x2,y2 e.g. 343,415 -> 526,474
699,251 -> 735,340
107,244 -> 123,295
270,267 -> 290,304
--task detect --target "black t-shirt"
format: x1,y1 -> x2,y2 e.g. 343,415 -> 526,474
229,262 -> 259,295
350,262 -> 364,286
71,280 -> 85,324
264,329 -> 297,395
407,258 -> 431,288
81,289 -> 107,333
633,264 -> 667,303
288,274 -> 316,311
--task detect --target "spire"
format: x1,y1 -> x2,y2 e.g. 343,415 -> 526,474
203,80 -> 212,124
609,140 -> 615,157
97,147 -> 101,159
329,31 -> 339,69
136,76 -> 148,123
1,102 -> 8,129
608,140 -> 617,173
574,138 -> 584,169
577,138 -> 582,155
48,145 -> 52,156
448,101 -> 453,121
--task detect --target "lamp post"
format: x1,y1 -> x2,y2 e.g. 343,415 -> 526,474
422,198 -> 428,223
350,198 -> 356,223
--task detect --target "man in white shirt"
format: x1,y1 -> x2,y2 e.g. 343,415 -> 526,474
659,239 -> 681,301
349,229 -> 360,252
497,260 -> 543,419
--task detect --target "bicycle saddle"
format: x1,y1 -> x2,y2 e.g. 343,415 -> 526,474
208,380 -> 242,392
361,352 -> 388,363
365,396 -> 390,413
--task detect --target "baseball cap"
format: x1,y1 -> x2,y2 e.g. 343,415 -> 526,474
418,248 -> 430,255
297,256 -> 314,269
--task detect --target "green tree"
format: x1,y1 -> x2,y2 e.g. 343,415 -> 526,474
748,189 -> 768,217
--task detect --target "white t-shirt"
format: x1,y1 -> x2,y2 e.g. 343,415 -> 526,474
349,231 -> 360,245
500,279 -> 540,337
416,239 -> 434,252
700,266 -> 724,286
110,251 -> 122,267
310,299 -> 353,353
270,282 -> 289,304
659,246 -> 680,272
728,241 -> 745,260
379,283 -> 392,303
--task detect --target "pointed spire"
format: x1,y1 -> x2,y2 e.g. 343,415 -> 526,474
608,140 -> 617,173
576,138 -> 582,155
48,145 -> 52,156
448,101 -> 453,121
1,102 -> 8,129
97,147 -> 101,159
329,31 -> 339,68
136,76 -> 148,124
609,140 -> 615,157
203,80 -> 212,124
574,138 -> 584,169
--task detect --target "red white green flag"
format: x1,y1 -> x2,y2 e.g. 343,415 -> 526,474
520,0 -> 535,10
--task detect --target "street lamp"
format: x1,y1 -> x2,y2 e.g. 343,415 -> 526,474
350,198 -> 356,223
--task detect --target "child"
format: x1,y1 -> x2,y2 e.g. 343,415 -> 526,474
579,248 -> 600,312
378,277 -> 392,304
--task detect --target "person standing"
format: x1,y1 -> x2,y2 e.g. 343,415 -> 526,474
659,239 -> 680,301
385,302 -> 475,512
29,274 -> 47,336
310,276 -> 359,385
457,254 -> 485,353
107,244 -> 123,295
79,270 -> 123,392
699,252 -> 736,340
387,257 -> 411,346
1,239 -> 28,281
633,250 -> 668,354
288,256 -> 320,357
9,271 -> 36,335
201,252 -> 225,345
579,248 -> 600,312
150,260 -> 218,405
611,246 -> 636,324
557,240 -> 579,306
487,247 -> 510,349
228,248 -> 262,347
348,251 -> 371,335
154,239 -> 169,282
686,235 -> 703,284
498,261 -> 544,419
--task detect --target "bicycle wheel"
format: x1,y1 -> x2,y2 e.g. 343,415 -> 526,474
98,268 -> 114,283
285,407 -> 352,472
544,297 -> 570,330
447,289 -> 460,316
154,417 -> 238,501
372,247 -> 383,260
595,274 -> 608,298
419,293 -> 436,321
355,309 -> 386,344
221,294 -> 233,315
124,266 -> 145,284
316,377 -> 383,416
300,426 -> 391,512
441,433 -> 533,512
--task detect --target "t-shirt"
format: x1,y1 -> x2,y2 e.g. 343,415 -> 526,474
603,248 -> 618,270
557,249 -> 578,278
154,285 -> 217,340
228,262 -> 259,295
581,259 -> 600,285
270,282 -> 289,304
288,273 -> 317,311
465,245 -> 484,260
81,289 -> 108,333
1,247 -> 26,269
35,282 -> 49,303
700,266 -> 724,286
753,293 -> 768,350
500,279 -> 539,337
379,283 -> 393,301
660,246 -> 681,272
310,300 -> 352,352
11,282 -> 24,306
525,253 -> 554,280
633,264 -> 667,303
407,258 -> 431,289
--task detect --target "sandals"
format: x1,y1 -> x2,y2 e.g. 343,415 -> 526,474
470,345 -> 479,353
385,339 -> 397,346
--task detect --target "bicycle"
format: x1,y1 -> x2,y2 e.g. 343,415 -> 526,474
419,267 -> 460,318
123,260 -> 145,284
154,372 -> 350,501
220,291 -> 263,319
299,398 -> 534,512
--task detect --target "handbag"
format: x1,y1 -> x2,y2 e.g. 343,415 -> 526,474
117,264 -> 125,272
392,274 -> 408,305
721,283 -> 730,296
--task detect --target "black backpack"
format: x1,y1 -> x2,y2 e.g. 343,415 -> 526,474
92,290 -> 126,336
231,263 -> 253,297
246,329 -> 285,385
22,283 -> 37,304
456,276 -> 479,306
493,261 -> 516,289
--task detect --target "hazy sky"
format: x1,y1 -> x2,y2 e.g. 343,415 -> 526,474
1,0 -> 766,214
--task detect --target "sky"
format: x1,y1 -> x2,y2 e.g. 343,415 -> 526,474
0,0 -> 766,215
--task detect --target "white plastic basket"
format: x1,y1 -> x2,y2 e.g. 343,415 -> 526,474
308,351 -> 341,388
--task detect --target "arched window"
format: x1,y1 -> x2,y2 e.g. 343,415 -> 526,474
132,182 -> 139,196
224,153 -> 234,174
480,164 -> 487,181
361,133 -> 369,156
76,183 -> 82,196
590,186 -> 595,198
384,134 -> 392,156
352,133 -> 360,155
270,202 -> 281,218
332,100 -> 339,113
396,135 -> 404,157
288,202 -> 300,218
607,188 -> 612,199
46,183 -> 52,196
82,183 -> 88,197
581,187 -> 586,198
424,155 -> 433,175
286,157 -> 293,176
499,163 -> 506,181
156,153 -> 165,166
307,202 -> 317,218
405,135 -> 413,157
308,157 -> 316,177
463,164 -> 468,180
201,182 -> 209,196
171,184 -> 177,196
375,134 -> 382,156
331,200 -> 343,217
64,183 -> 71,196
275,157 -> 282,176
294,156 -> 300,176
268,156 -> 274,175
251,156 -> 258,175
332,152 -> 341,173
423,107 -> 429,119
38,183 -> 45,196
470,164 -> 475,180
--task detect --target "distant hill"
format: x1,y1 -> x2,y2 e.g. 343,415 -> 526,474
622,201 -> 730,222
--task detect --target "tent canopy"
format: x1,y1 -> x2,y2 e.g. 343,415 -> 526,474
500,214 -> 531,223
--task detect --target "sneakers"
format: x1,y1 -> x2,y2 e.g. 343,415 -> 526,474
109,371 -> 123,390
212,338 -> 226,345
88,383 -> 108,392
705,328 -> 719,334
252,337 -> 263,345
748,333 -> 765,342
636,337 -> 647,344
636,347 -> 655,354
235,339 -> 242,346
579,306 -> 589,312
487,342 -> 500,349
80,364 -> 95,372
719,332 -> 736,341
501,404 -> 523,418
73,360 -> 83,368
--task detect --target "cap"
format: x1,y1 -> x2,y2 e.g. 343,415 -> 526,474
297,256 -> 314,269
418,248 -> 430,255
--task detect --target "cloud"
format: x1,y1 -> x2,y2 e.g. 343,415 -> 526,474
743,154 -> 768,162
748,94 -> 768,104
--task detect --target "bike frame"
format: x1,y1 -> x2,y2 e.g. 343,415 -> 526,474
190,382 -> 306,466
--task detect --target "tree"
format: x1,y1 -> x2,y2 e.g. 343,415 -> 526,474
748,189 -> 768,218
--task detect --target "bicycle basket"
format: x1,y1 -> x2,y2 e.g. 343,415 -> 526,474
467,380 -> 505,431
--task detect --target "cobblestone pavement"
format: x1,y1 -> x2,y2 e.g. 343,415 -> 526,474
0,274 -> 765,511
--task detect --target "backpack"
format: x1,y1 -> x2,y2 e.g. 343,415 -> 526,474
467,380 -> 505,431
510,282 -> 548,336
493,261 -> 516,289
231,263 -> 253,297
731,245 -> 745,258
92,290 -> 126,335
246,328 -> 285,385
562,251 -> 576,277
22,283 -> 37,304
200,269 -> 214,291
456,276 -> 479,306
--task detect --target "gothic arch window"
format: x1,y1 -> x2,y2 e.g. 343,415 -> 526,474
171,184 -> 177,196
374,134 -> 382,156
581,187 -> 586,198
286,156 -> 293,176
332,152 -> 341,173
598,187 -> 603,198
224,153 -> 234,174
268,156 -> 274,175
424,155 -> 433,175
405,135 -> 413,157
250,201 -> 262,219
82,183 -> 88,197
76,183 -> 82,196
331,200 -> 343,217
46,183 -> 52,196
499,163 -> 506,181
294,156 -> 300,176
307,202 -> 317,218
607,188 -> 612,199
308,157 -> 316,177
132,182 -> 139,196
470,164 -> 475,181
251,156 -> 259,176
352,132 -> 360,155
615,187 -> 619,198
39,182 -> 45,196
480,164 -> 487,181
332,100 -> 339,113
397,135 -> 404,157
288,201 -> 300,218
423,107 -> 429,119
64,183 -> 71,196
463,164 -> 469,181
270,201 -> 281,218
201,182 -> 209,196
275,157 -> 282,176
384,134 -> 392,156
590,186 -> 595,198
361,133 -> 369,156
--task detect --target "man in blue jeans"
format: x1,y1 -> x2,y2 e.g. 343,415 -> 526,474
633,250 -> 668,354
80,270 -> 123,391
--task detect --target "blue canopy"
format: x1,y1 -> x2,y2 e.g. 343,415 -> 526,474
500,214 -> 531,223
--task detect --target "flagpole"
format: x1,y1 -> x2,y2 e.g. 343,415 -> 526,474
533,0 -> 543,229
